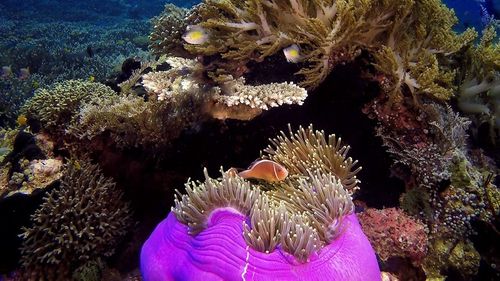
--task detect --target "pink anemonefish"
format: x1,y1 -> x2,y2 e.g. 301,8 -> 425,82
237,159 -> 288,182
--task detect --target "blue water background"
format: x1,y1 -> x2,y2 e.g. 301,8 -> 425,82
444,0 -> 499,32
0,0 -> 496,27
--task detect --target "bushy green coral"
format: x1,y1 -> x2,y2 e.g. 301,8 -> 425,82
19,161 -> 133,275
21,80 -> 117,134
463,26 -> 500,80
183,0 -> 395,88
70,93 -> 203,149
149,4 -> 191,57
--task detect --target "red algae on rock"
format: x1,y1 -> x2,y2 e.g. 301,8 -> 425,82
358,208 -> 428,266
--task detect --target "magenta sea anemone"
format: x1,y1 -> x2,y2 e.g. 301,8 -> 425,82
141,125 -> 381,280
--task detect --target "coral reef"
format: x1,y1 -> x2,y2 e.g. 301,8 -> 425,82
0,74 -> 51,128
19,161 -> 133,278
0,1 -> 153,127
152,0 -> 475,95
0,17 -> 151,79
358,208 -> 428,266
70,93 -> 203,149
138,56 -> 307,121
365,82 -> 499,278
0,1 -> 498,280
21,80 -> 117,134
141,125 -> 380,280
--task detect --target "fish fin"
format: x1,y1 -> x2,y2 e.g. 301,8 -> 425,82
273,164 -> 279,181
247,158 -> 262,169
238,169 -> 251,179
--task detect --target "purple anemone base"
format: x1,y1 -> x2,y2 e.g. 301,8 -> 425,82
141,209 -> 381,281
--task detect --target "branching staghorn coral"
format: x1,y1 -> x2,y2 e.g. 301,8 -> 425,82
141,56 -> 203,101
141,56 -> 308,121
263,124 -> 361,192
21,80 -> 117,134
19,161 -> 133,276
215,77 -> 307,110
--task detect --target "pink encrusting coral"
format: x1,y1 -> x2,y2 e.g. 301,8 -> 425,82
141,210 -> 380,281
358,208 -> 428,266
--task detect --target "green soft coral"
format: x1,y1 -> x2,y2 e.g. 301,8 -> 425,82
183,0 -> 416,88
457,26 -> 500,141
175,0 -> 475,94
372,0 -> 477,101
466,26 -> 500,79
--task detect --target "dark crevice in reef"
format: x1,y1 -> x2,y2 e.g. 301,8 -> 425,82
470,219 -> 500,281
0,187 -> 54,273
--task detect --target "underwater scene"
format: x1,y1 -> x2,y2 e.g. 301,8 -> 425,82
0,0 -> 499,280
